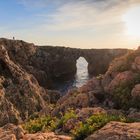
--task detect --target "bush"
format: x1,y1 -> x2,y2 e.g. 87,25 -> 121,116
71,114 -> 129,140
23,111 -> 140,139
22,116 -> 56,133
56,109 -> 77,129
22,109 -> 77,133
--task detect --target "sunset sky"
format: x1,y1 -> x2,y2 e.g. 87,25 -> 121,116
0,0 -> 140,49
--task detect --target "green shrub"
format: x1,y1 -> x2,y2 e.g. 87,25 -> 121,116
23,111 -> 140,139
71,114 -> 128,140
56,109 -> 77,129
23,109 -> 77,133
22,116 -> 56,133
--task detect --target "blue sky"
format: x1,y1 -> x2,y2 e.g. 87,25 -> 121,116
0,0 -> 140,49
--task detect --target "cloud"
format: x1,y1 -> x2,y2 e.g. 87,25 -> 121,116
17,0 -> 139,32
2,0 -> 140,48
18,0 -> 140,9
34,0 -> 126,31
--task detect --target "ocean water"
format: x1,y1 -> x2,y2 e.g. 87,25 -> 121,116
74,57 -> 89,87
53,57 -> 90,94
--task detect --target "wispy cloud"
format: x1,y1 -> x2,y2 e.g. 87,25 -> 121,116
18,0 -> 140,9
1,0 -> 140,48
18,0 -> 140,31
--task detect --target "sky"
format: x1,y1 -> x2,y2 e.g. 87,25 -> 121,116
0,0 -> 140,49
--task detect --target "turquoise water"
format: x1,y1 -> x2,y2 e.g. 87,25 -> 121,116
53,57 -> 90,94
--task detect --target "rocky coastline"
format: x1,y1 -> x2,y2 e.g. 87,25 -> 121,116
0,38 -> 139,140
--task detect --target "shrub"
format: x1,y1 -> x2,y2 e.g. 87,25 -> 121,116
23,112 -> 140,139
22,116 -> 56,133
56,109 -> 77,129
71,114 -> 128,140
22,109 -> 77,133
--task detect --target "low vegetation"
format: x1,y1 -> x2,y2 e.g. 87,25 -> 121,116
71,114 -> 135,140
22,109 -> 140,140
22,116 -> 56,133
22,109 -> 77,133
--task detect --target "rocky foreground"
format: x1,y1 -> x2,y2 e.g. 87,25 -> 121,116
0,38 -> 140,140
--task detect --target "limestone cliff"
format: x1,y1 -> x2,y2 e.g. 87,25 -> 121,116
0,43 -> 49,126
0,38 -> 128,89
53,47 -> 140,115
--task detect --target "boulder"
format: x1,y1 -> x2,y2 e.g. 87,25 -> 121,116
85,121 -> 140,140
0,43 -> 49,125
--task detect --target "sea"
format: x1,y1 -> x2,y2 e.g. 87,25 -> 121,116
53,57 -> 90,94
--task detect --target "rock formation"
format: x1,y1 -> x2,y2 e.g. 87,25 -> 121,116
54,47 -> 140,114
0,38 -> 128,89
0,42 -> 49,126
0,38 -> 139,140
85,121 -> 140,140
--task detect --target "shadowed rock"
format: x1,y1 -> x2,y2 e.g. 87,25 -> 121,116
0,38 -> 128,88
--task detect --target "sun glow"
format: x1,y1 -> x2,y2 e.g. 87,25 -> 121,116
123,6 -> 140,37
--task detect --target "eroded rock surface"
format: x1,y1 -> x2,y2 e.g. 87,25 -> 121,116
0,124 -> 71,140
54,47 -> 140,113
0,42 -> 49,126
85,121 -> 140,140
0,38 -> 128,88
0,123 -> 25,140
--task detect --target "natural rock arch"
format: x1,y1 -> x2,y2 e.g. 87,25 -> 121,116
0,38 -> 129,88
36,46 -> 128,87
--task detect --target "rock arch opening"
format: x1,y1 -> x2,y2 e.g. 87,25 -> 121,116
75,57 -> 89,87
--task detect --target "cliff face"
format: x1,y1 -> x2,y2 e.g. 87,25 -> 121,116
53,47 -> 140,115
101,47 -> 140,109
37,47 -> 128,85
0,38 -> 130,125
0,38 -> 128,89
0,41 -> 49,126
50,47 -> 140,140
